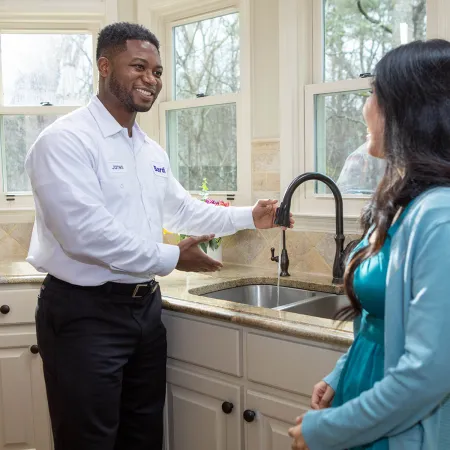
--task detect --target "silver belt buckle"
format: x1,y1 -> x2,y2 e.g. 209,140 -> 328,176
132,284 -> 148,298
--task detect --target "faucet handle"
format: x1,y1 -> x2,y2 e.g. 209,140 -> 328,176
270,247 -> 279,262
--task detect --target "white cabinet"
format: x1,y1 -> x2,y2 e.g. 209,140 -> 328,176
165,366 -> 241,450
0,335 -> 52,450
163,311 -> 347,450
245,390 -> 308,450
0,288 -> 52,450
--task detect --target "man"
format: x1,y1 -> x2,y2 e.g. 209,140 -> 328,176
25,22 -> 290,450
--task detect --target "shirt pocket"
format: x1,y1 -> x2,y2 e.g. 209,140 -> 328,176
99,177 -> 132,215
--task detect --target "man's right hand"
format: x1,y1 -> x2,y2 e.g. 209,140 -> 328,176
311,380 -> 335,410
176,235 -> 223,273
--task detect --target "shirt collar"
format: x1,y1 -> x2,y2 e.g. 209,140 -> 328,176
87,95 -> 125,138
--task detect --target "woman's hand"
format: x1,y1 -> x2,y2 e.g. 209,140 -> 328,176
288,415 -> 310,450
311,380 -> 335,410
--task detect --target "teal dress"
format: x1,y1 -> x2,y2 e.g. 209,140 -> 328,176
332,210 -> 409,450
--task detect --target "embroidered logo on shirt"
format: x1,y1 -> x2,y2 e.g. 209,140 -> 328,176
108,162 -> 127,173
153,165 -> 166,174
152,162 -> 168,178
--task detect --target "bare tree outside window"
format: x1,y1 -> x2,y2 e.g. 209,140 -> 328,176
319,0 -> 426,194
167,13 -> 239,192
174,13 -> 239,99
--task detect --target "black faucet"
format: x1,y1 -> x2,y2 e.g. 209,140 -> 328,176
274,172 -> 360,284
270,230 -> 290,277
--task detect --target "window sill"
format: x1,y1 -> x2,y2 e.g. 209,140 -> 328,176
291,213 -> 361,235
0,207 -> 35,223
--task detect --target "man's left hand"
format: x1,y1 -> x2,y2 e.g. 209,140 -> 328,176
288,415 -> 309,450
252,199 -> 295,230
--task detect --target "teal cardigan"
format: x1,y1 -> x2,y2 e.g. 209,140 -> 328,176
302,187 -> 450,450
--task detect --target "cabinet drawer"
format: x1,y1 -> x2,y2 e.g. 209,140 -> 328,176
247,333 -> 343,396
0,289 -> 39,325
163,314 -> 242,376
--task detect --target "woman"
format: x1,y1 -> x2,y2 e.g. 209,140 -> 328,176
289,39 -> 450,450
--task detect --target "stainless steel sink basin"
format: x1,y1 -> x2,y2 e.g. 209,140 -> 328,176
279,295 -> 350,320
201,284 -> 326,309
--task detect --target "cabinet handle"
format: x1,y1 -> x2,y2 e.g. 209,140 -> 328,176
0,305 -> 10,314
221,401 -> 234,414
30,345 -> 39,355
243,409 -> 256,423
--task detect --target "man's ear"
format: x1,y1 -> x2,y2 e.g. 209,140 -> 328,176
97,56 -> 110,79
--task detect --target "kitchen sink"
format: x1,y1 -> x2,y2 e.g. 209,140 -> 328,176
199,284 -> 349,319
200,284 -> 326,309
279,295 -> 350,320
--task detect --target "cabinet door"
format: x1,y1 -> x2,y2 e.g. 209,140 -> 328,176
0,333 -> 52,450
245,390 -> 309,450
165,364 -> 242,450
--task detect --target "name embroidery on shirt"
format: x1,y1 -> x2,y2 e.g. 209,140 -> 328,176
108,162 -> 127,173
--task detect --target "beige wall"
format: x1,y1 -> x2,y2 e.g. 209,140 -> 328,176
117,0 -> 137,22
251,0 -> 279,140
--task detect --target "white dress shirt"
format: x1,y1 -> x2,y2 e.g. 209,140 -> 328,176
25,96 -> 255,286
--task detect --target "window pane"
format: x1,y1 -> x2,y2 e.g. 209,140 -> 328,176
324,0 -> 426,82
2,34 -> 93,106
167,104 -> 237,191
2,115 -> 59,192
315,91 -> 385,195
174,13 -> 240,99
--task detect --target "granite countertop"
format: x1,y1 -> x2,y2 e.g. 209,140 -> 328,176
0,261 -> 353,347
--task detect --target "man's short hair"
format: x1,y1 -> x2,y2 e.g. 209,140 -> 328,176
96,22 -> 160,61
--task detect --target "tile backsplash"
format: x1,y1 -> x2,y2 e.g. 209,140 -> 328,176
251,140 -> 280,203
222,229 -> 361,278
1,221 -> 360,279
0,223 -> 33,262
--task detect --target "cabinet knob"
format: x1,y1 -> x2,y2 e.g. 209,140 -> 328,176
243,409 -> 256,423
0,305 -> 10,314
30,345 -> 39,355
221,401 -> 234,414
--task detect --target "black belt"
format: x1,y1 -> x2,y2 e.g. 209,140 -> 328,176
45,275 -> 159,298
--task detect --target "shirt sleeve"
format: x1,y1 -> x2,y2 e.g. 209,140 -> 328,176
301,222 -> 450,450
26,130 -> 180,277
162,153 -> 255,236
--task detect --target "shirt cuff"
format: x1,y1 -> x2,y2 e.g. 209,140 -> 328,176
156,243 -> 180,276
230,206 -> 255,231
301,410 -> 324,450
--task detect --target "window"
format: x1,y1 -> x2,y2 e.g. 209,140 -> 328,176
0,31 -> 95,204
309,0 -> 426,199
159,11 -> 243,196
312,0 -> 427,194
312,0 -> 426,196
323,0 -> 426,83
288,0 -> 430,220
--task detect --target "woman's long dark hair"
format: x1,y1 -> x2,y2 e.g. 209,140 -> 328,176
338,39 -> 450,321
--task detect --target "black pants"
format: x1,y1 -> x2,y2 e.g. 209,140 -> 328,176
36,275 -> 167,450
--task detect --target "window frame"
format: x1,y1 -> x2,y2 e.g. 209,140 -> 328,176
0,28 -> 97,205
279,0 -> 449,233
0,24 -> 101,211
0,3 -> 113,215
138,0 -> 252,206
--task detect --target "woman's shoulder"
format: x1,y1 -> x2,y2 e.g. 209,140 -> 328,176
405,187 -> 450,229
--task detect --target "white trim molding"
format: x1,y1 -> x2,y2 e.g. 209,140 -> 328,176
0,207 -> 35,223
